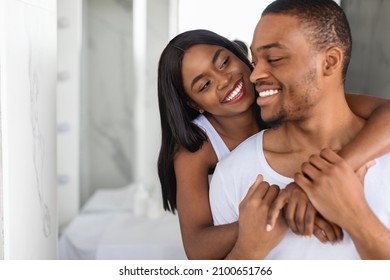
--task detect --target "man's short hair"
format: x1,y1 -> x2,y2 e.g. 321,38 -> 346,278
263,0 -> 352,80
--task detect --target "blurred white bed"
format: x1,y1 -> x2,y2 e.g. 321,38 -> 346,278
58,185 -> 187,260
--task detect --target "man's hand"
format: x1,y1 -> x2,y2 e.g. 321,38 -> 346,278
294,149 -> 373,230
267,182 -> 343,243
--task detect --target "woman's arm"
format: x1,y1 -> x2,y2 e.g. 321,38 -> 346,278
174,142 -> 237,259
342,93 -> 390,170
295,149 -> 390,259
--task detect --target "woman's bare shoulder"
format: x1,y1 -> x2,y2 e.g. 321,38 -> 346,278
174,140 -> 217,170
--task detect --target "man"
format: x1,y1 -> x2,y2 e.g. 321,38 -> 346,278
209,0 -> 390,259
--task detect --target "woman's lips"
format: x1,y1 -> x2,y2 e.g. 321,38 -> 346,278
223,79 -> 244,104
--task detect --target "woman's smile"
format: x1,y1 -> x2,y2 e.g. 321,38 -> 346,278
222,78 -> 245,104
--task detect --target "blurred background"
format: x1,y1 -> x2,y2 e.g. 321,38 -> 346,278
0,0 -> 389,259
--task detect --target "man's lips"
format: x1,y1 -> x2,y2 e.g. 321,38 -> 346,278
258,89 -> 280,97
257,89 -> 281,107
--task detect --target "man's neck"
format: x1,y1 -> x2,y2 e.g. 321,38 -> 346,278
263,95 -> 365,177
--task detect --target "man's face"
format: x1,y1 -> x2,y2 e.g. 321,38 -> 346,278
250,14 -> 323,125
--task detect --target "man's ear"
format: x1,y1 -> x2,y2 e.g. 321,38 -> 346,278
323,46 -> 343,76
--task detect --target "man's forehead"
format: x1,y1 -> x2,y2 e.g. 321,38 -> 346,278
250,14 -> 302,51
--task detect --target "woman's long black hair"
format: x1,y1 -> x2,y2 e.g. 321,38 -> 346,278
157,29 -> 262,213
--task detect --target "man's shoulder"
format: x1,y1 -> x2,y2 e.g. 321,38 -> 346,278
373,152 -> 390,170
219,131 -> 263,166
235,131 -> 263,150
365,152 -> 390,187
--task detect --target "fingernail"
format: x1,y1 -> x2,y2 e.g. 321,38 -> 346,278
304,235 -> 311,239
266,224 -> 273,232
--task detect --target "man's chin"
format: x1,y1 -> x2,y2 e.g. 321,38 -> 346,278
262,117 -> 283,129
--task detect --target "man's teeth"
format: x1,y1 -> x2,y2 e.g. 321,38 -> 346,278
258,89 -> 280,97
225,81 -> 243,102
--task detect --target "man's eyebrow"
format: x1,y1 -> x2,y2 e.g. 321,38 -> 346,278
253,42 -> 287,52
191,48 -> 224,90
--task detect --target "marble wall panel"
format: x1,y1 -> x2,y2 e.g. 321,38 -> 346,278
343,0 -> 390,98
80,0 -> 135,204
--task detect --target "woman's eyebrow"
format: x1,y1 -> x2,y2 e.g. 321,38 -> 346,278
191,74 -> 204,90
212,48 -> 224,64
191,48 -> 224,90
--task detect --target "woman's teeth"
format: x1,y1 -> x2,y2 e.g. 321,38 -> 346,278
258,89 -> 280,97
224,81 -> 243,102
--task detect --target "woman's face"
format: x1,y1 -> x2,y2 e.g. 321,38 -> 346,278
181,44 -> 255,118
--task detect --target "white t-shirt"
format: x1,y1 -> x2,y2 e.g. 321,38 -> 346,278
210,130 -> 390,259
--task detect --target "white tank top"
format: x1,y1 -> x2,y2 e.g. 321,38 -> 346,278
193,114 -> 230,161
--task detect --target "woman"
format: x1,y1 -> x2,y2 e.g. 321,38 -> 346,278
157,29 -> 390,259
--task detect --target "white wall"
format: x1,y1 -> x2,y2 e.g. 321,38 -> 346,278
57,0 -> 81,231
0,0 -> 57,259
178,0 -> 341,45
178,0 -> 274,44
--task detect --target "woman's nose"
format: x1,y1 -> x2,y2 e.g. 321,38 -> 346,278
216,72 -> 232,90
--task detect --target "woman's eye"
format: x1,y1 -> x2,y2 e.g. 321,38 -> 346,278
220,57 -> 230,68
200,81 -> 211,92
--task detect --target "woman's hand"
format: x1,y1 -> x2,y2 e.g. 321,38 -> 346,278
227,175 -> 288,259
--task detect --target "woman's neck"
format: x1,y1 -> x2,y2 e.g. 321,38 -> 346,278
206,110 -> 259,150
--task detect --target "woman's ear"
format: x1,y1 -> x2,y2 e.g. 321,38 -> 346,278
323,46 -> 343,76
187,100 -> 204,114
187,99 -> 198,110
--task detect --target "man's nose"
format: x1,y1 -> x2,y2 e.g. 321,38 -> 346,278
250,62 -> 270,85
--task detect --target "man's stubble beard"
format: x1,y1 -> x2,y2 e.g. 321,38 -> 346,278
261,66 -> 319,129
